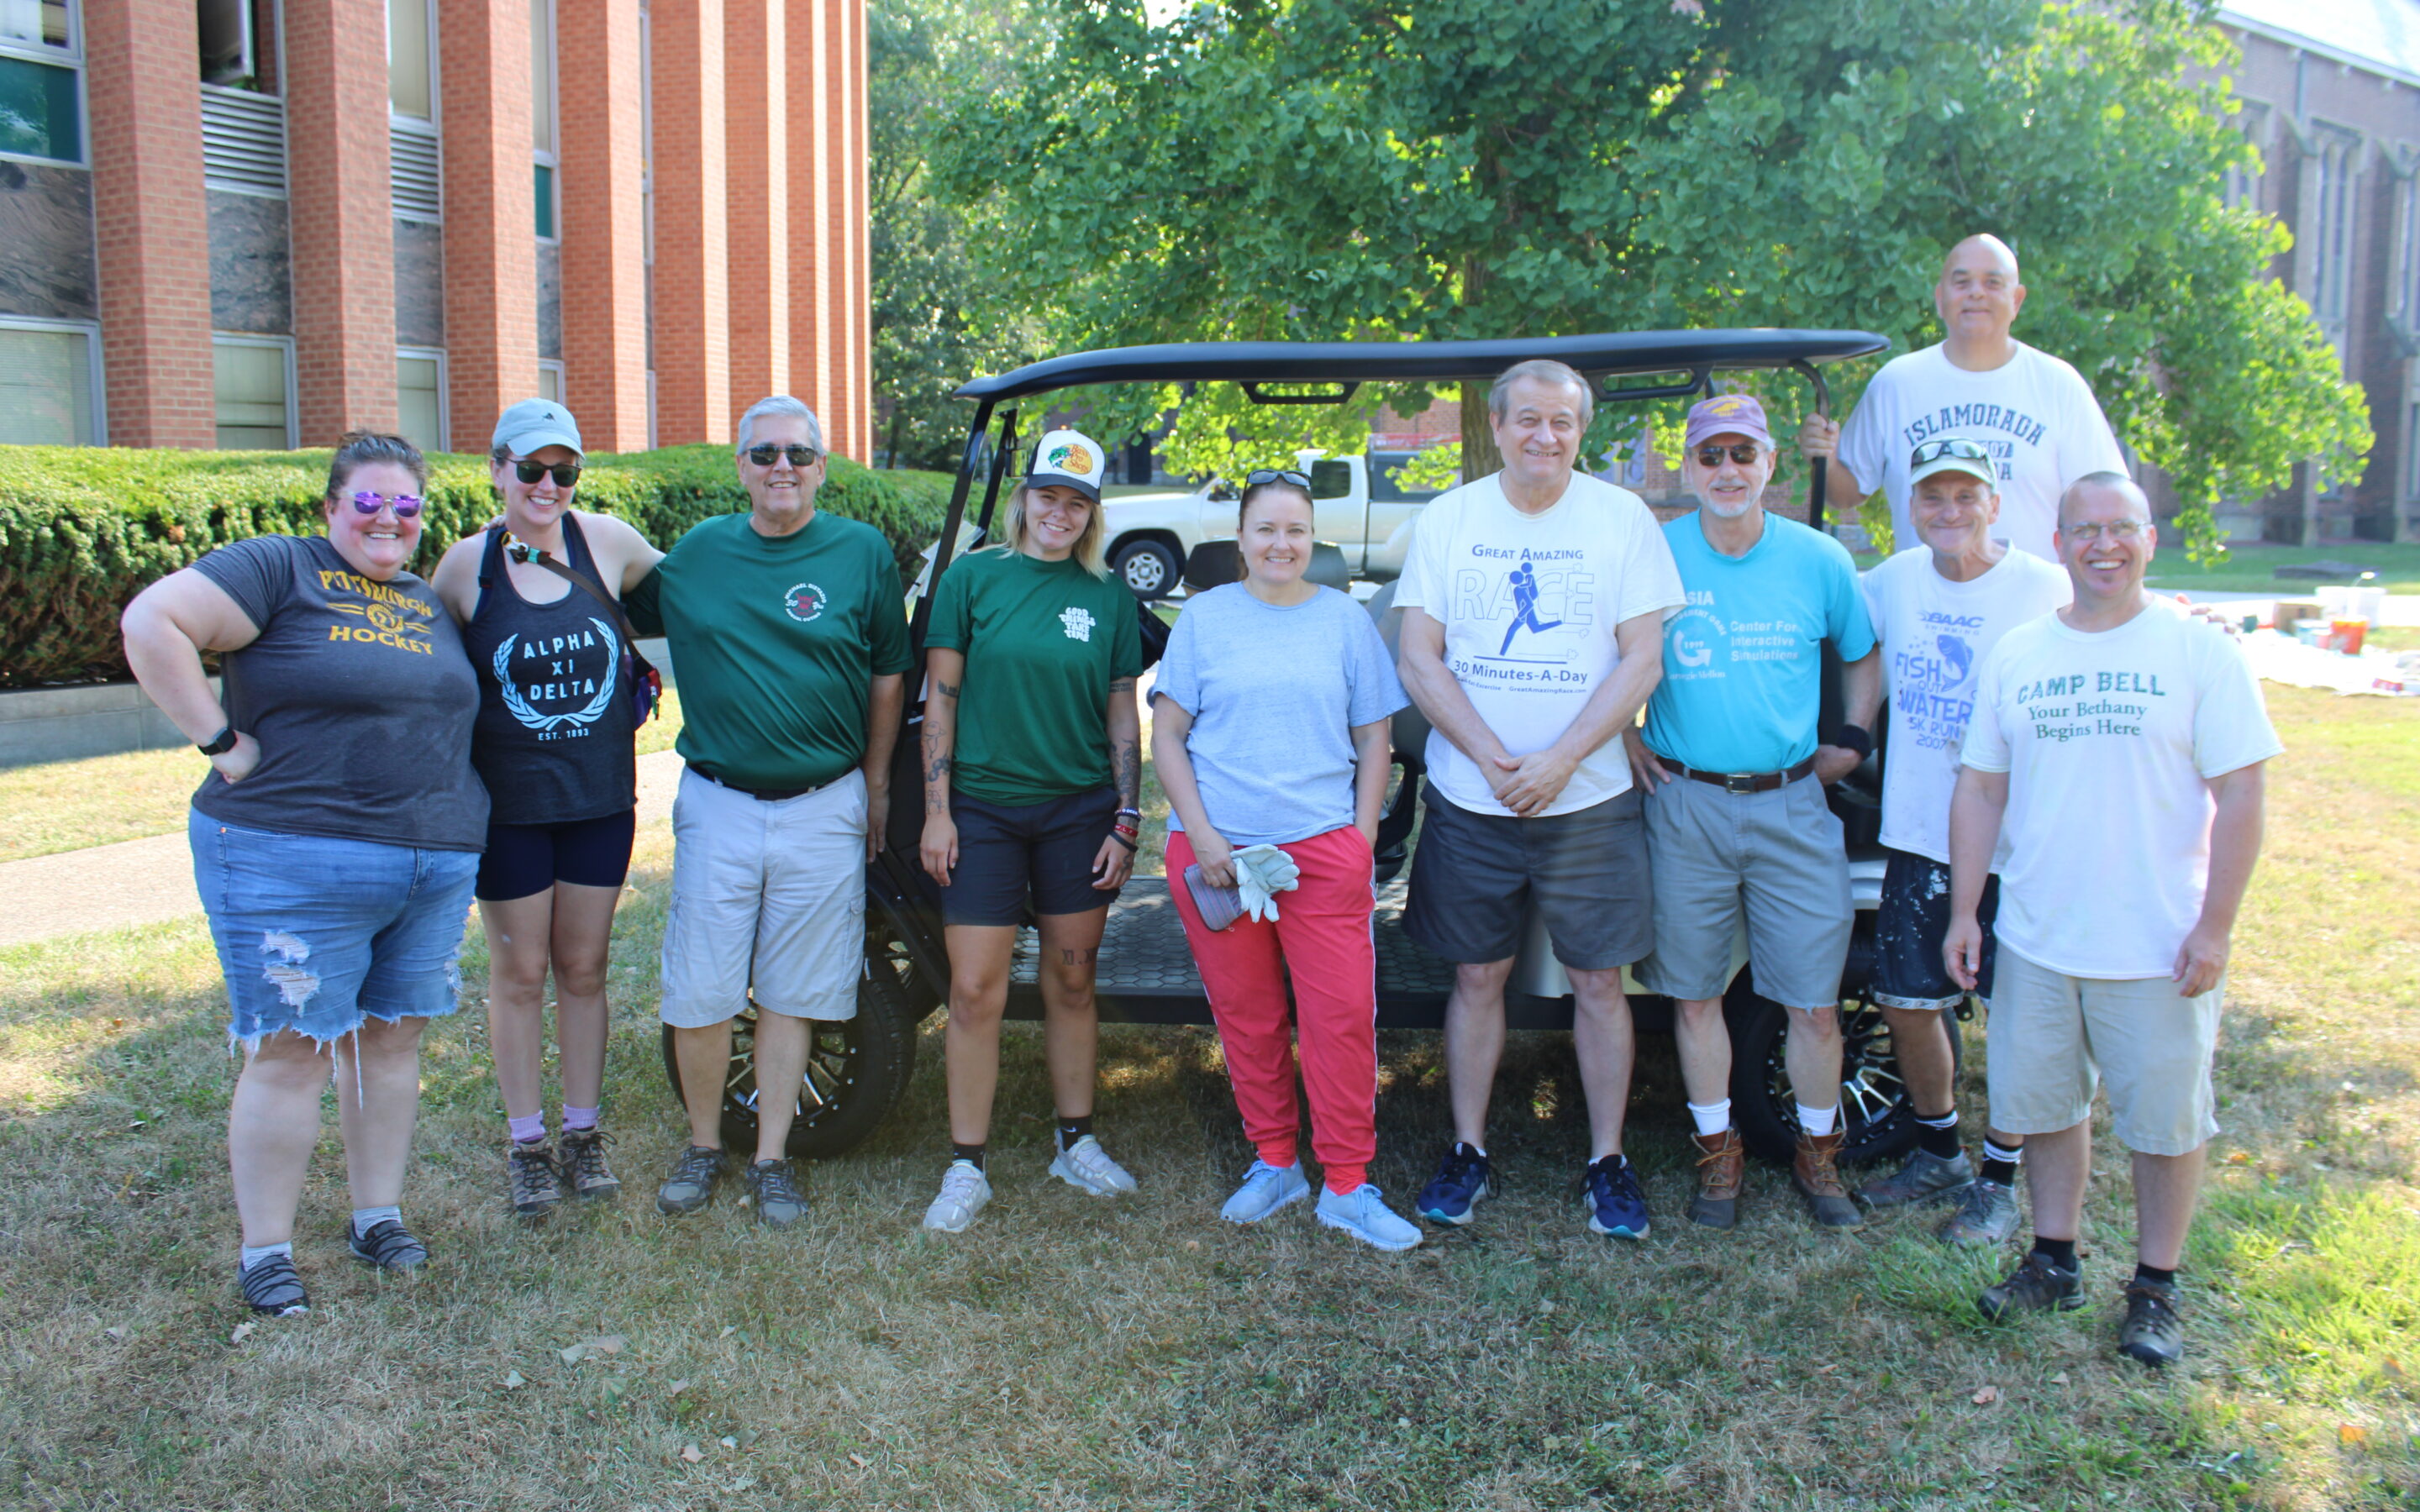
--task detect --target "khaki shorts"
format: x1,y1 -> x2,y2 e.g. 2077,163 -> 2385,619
1985,948 -> 2221,1157
1633,772 -> 1850,1010
660,766 -> 866,1028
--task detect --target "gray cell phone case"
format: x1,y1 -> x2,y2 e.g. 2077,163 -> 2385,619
1181,864 -> 1246,932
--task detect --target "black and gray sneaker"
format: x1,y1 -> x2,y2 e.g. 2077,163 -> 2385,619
744,1157 -> 808,1229
656,1145 -> 731,1215
349,1218 -> 429,1272
1940,1176 -> 2022,1248
2118,1280 -> 2184,1367
238,1253 -> 310,1317
507,1140 -> 563,1219
556,1127 -> 623,1201
1856,1147 -> 1975,1209
1977,1250 -> 2083,1321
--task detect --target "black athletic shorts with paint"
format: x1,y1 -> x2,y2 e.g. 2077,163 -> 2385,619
1871,848 -> 1999,1011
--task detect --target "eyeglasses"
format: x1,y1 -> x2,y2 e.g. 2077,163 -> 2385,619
348,491 -> 424,518
1692,444 -> 1763,468
1244,469 -> 1313,490
2062,518 -> 2148,543
510,457 -> 581,488
745,443 -> 823,468
1910,438 -> 1993,469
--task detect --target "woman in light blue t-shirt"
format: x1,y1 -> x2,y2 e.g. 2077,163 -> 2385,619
1150,473 -> 1420,1250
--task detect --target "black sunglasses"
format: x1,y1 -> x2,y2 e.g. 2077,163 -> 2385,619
1693,444 -> 1763,467
1910,438 -> 1992,469
509,457 -> 581,488
746,443 -> 823,468
1244,469 -> 1313,490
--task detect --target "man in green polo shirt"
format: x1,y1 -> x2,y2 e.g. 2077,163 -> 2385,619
623,395 -> 912,1228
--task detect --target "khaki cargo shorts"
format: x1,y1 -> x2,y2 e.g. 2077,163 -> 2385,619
1985,948 -> 2222,1157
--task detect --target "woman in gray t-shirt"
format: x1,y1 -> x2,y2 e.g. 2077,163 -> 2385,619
1150,473 -> 1419,1250
121,433 -> 487,1320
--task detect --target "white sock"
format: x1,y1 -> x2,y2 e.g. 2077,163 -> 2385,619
1797,1102 -> 1839,1138
1686,1100 -> 1732,1138
351,1205 -> 402,1238
237,1241 -> 292,1273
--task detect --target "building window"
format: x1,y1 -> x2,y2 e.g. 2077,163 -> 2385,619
389,0 -> 441,220
531,0 -> 557,239
537,360 -> 563,404
2407,400 -> 2420,503
197,0 -> 255,87
0,0 -> 82,166
396,349 -> 446,456
0,315 -> 101,445
213,336 -> 295,449
2223,101 -> 2268,212
2308,125 -> 2362,338
2396,171 -> 2420,333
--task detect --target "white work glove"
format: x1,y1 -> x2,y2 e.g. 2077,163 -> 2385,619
1232,843 -> 1302,922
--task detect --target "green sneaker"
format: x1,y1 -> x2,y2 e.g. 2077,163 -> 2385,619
1940,1177 -> 2021,1248
655,1145 -> 731,1215
744,1157 -> 809,1229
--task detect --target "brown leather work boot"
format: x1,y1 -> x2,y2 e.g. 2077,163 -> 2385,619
1793,1128 -> 1865,1229
1688,1128 -> 1745,1229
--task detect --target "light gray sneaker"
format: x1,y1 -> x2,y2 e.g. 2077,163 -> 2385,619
1048,1134 -> 1138,1196
1857,1147 -> 1975,1209
1940,1176 -> 2022,1248
1315,1184 -> 1422,1252
1219,1160 -> 1311,1223
921,1160 -> 992,1233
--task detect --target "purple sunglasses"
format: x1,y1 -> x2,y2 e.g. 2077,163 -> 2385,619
347,491 -> 425,518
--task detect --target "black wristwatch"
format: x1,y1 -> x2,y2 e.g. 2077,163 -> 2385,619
198,725 -> 239,756
1833,724 -> 1874,759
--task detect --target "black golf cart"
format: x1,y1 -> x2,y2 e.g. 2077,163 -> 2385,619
666,329 -> 1955,1170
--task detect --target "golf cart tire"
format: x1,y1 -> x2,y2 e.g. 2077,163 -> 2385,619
659,948 -> 919,1161
1723,971 -> 1960,1168
1111,538 -> 1182,601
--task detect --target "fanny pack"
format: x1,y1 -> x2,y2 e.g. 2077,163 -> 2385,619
499,528 -> 663,727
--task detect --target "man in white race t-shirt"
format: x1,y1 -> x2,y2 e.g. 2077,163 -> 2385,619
1946,473 -> 2279,1369
1394,359 -> 1686,1242
1853,438 -> 2070,1246
1799,234 -> 2128,564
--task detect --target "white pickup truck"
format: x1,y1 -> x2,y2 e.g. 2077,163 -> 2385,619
1100,450 -> 1446,598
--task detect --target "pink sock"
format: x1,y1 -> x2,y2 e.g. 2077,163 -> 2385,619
562,1105 -> 600,1132
508,1113 -> 546,1144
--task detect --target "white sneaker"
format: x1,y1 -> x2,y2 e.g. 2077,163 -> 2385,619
1316,1184 -> 1423,1251
921,1159 -> 992,1233
1048,1134 -> 1138,1196
1219,1160 -> 1311,1223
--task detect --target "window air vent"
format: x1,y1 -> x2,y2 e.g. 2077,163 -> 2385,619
391,121 -> 443,223
199,85 -> 287,198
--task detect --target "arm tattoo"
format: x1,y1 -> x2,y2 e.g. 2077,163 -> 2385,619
920,727 -> 952,813
1108,677 -> 1134,695
934,680 -> 960,700
1113,737 -> 1141,808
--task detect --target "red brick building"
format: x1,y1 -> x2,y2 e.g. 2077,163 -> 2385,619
0,0 -> 871,459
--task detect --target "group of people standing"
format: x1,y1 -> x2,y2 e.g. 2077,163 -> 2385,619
121,233 -> 2275,1373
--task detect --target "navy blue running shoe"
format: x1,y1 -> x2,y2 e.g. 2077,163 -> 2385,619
1417,1142 -> 1497,1226
1585,1153 -> 1650,1241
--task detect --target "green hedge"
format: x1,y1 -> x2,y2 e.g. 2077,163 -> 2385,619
0,444 -> 958,687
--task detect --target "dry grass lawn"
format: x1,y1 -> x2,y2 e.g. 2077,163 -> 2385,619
0,685 -> 2412,1509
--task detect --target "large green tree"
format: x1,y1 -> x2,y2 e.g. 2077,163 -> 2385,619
934,0 -> 2368,554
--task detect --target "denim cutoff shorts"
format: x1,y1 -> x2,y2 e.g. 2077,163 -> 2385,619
190,810 -> 481,1049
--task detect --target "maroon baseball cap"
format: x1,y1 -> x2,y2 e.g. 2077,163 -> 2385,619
1683,393 -> 1774,449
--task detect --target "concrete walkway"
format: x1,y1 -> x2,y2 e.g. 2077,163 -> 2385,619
0,751 -> 686,949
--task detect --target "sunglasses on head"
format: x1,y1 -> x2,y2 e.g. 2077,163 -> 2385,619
1244,469 -> 1313,490
745,443 -> 823,468
1910,438 -> 1992,470
1693,444 -> 1763,467
510,457 -> 581,488
347,491 -> 424,518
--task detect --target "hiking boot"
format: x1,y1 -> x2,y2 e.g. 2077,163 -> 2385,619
507,1140 -> 563,1219
1049,1134 -> 1139,1196
1583,1154 -> 1650,1241
1940,1177 -> 2022,1249
1977,1250 -> 2085,1321
237,1253 -> 310,1317
1688,1128 -> 1745,1229
922,1160 -> 993,1233
1219,1159 -> 1311,1224
2118,1279 -> 2185,1367
1857,1147 -> 1975,1209
1416,1143 -> 1497,1226
655,1145 -> 731,1215
1792,1129 -> 1864,1229
348,1218 -> 429,1272
1315,1184 -> 1423,1251
743,1158 -> 808,1228
556,1127 -> 623,1201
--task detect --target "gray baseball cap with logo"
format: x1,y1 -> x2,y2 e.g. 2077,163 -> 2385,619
492,398 -> 584,457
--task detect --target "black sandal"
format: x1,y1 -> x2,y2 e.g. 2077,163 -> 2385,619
239,1253 -> 311,1316
347,1218 -> 429,1272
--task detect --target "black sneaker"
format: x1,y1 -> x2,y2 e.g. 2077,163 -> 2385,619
1977,1250 -> 2084,1321
507,1140 -> 563,1219
1416,1143 -> 1497,1226
348,1218 -> 429,1272
656,1145 -> 731,1215
744,1158 -> 808,1228
557,1127 -> 623,1201
1583,1154 -> 1651,1241
2118,1280 -> 2184,1367
238,1253 -> 310,1317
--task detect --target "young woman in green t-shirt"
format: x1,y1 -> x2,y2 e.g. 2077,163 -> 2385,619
916,429 -> 1146,1233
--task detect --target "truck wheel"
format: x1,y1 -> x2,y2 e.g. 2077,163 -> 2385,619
1723,969 -> 1959,1167
1111,538 -> 1181,600
659,943 -> 919,1160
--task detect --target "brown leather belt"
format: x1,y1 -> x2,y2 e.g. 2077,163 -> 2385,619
1676,754 -> 1819,795
690,764 -> 828,802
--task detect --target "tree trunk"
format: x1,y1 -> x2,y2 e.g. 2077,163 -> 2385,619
1460,381 -> 1502,482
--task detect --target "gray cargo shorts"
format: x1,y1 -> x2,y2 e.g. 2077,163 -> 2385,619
1632,770 -> 1851,1010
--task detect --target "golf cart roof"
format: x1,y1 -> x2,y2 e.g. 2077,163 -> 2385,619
954,328 -> 1891,404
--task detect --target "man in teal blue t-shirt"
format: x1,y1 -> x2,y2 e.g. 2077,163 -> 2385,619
1621,393 -> 1882,1233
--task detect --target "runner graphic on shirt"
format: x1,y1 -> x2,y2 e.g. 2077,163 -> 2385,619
1497,556 -> 1565,655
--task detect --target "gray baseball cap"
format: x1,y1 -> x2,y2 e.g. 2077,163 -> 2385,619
492,398 -> 584,457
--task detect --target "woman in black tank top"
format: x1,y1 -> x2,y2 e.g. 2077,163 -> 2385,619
433,400 -> 663,1222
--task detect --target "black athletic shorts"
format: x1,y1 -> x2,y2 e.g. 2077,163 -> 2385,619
941,786 -> 1123,927
1403,786 -> 1652,971
1871,848 -> 1999,1010
475,809 -> 639,901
